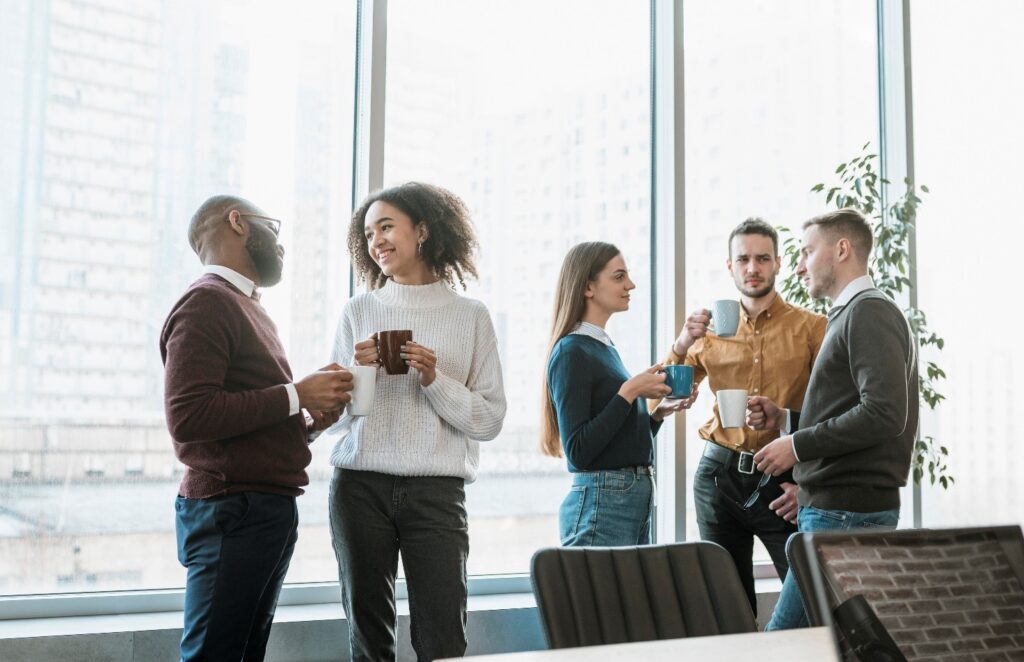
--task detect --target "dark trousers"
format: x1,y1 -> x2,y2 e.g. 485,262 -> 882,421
175,492 -> 298,662
692,455 -> 795,616
329,468 -> 469,662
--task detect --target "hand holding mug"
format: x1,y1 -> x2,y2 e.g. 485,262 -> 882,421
747,395 -> 784,430
353,333 -> 380,367
619,364 -> 672,402
672,308 -> 712,355
652,383 -> 699,421
294,362 -> 353,411
401,341 -> 437,386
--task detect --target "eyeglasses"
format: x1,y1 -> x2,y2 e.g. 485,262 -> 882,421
741,471 -> 773,509
714,468 -> 773,510
239,213 -> 282,236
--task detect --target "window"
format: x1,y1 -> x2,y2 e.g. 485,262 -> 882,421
681,0 -> 879,557
0,0 -> 355,595
383,0 -> 652,575
912,0 -> 1024,529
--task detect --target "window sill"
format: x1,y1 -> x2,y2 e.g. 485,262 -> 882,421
0,578 -> 782,641
0,591 -> 539,641
0,581 -> 783,660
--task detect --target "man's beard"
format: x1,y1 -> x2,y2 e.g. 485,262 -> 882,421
738,274 -> 775,299
246,234 -> 283,286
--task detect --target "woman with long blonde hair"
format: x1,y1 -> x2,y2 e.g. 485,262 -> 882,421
542,242 -> 694,546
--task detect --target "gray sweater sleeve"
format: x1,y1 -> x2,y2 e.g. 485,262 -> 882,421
792,299 -> 913,461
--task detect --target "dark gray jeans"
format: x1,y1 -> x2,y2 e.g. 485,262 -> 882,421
329,468 -> 469,662
692,454 -> 795,616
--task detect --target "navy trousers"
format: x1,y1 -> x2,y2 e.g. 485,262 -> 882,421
175,492 -> 298,662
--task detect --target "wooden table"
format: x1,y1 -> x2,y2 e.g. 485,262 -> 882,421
443,627 -> 840,661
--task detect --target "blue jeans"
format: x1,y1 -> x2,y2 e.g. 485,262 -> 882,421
765,505 -> 899,631
559,469 -> 653,547
175,492 -> 298,661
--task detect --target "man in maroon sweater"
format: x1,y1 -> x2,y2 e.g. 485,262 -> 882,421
161,194 -> 352,661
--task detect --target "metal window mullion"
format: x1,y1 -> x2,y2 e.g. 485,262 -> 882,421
877,0 -> 920,528
350,0 -> 388,298
651,0 -> 687,542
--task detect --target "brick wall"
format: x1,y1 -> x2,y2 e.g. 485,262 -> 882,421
815,529 -> 1024,661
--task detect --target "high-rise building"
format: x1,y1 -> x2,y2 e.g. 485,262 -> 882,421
0,0 -> 163,416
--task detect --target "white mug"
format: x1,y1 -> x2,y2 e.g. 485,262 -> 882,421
717,389 -> 748,428
710,299 -> 741,337
348,365 -> 377,416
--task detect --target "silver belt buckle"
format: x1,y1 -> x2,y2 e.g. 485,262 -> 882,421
737,451 -> 755,475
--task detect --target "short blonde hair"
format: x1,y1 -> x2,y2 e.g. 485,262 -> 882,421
803,208 -> 873,265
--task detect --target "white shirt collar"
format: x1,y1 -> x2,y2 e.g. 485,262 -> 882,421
204,265 -> 256,298
571,321 -> 614,347
832,274 -> 874,308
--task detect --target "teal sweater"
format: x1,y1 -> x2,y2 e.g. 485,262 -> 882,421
547,335 -> 660,472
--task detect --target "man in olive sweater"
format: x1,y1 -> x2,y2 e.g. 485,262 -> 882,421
161,195 -> 354,661
747,208 -> 917,630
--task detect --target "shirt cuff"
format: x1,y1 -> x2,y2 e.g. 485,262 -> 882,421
285,383 -> 300,416
781,408 -> 792,434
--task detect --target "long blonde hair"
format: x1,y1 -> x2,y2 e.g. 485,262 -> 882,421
540,242 -> 621,457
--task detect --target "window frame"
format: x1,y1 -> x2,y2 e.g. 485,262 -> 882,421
0,0 -> 921,620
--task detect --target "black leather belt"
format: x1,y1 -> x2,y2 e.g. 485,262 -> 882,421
703,441 -> 756,474
626,465 -> 654,476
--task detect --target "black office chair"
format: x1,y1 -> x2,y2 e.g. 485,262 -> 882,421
530,542 -> 756,649
784,532 -> 830,627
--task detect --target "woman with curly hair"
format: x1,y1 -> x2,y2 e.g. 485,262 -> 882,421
327,182 -> 506,661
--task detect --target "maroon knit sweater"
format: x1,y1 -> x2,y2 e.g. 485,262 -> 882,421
160,273 -> 310,498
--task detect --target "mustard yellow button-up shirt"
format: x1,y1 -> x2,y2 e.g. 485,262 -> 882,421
665,295 -> 826,453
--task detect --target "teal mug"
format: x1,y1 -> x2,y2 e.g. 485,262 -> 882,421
664,364 -> 694,399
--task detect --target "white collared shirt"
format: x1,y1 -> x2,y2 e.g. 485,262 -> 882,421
571,321 -> 615,347
831,274 -> 875,309
204,264 -> 256,298
203,265 -> 300,417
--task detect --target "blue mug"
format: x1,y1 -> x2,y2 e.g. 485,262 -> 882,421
664,364 -> 694,399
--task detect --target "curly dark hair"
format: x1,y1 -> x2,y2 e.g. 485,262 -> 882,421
348,182 -> 480,289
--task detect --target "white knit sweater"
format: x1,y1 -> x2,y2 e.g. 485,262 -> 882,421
326,279 -> 506,482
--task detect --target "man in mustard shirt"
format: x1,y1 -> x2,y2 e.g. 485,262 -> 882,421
663,218 -> 826,616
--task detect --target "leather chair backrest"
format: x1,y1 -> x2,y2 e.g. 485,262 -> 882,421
785,532 -> 831,627
530,542 -> 756,649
